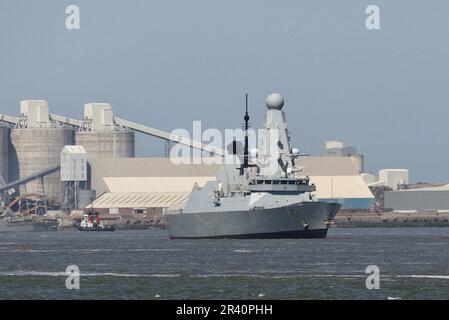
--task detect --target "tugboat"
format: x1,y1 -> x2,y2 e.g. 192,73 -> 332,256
74,210 -> 115,232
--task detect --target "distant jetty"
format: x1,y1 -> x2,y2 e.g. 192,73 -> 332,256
334,209 -> 449,227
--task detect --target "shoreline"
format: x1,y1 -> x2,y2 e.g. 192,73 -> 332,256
55,210 -> 449,231
334,210 -> 449,228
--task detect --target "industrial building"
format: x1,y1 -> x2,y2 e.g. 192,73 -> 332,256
361,168 -> 410,190
60,145 -> 97,210
385,185 -> 449,211
8,101 -> 73,203
0,99 -> 223,215
299,157 -> 374,209
79,158 -> 220,218
90,192 -> 190,215
0,101 -> 141,208
86,156 -> 374,211
1,100 -> 375,218
0,124 -> 9,185
324,141 -> 364,174
75,103 -> 135,159
88,157 -> 220,195
378,169 -> 409,190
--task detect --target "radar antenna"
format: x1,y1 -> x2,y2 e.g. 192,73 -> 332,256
239,94 -> 250,176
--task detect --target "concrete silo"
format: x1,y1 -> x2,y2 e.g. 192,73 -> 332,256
9,100 -> 74,203
0,125 -> 10,184
75,103 -> 135,158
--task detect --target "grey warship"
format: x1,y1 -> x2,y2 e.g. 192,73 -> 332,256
167,93 -> 341,239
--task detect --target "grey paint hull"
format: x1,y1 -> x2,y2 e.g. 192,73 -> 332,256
167,202 -> 340,239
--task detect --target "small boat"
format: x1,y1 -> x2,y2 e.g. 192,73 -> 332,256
74,222 -> 115,232
74,212 -> 116,232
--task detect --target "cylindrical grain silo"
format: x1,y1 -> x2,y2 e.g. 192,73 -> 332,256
74,103 -> 135,159
10,128 -> 74,203
75,130 -> 135,158
0,125 -> 10,183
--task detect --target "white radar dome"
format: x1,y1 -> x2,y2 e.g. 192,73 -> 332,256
266,93 -> 284,110
250,148 -> 258,157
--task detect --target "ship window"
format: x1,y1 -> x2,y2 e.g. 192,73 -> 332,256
273,180 -> 279,184
257,180 -> 263,184
281,181 -> 287,185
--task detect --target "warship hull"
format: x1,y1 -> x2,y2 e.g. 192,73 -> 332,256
167,202 -> 341,239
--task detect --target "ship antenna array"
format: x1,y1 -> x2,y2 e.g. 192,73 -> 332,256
240,93 -> 250,175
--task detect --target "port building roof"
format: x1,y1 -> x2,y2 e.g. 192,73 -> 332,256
308,175 -> 374,199
389,184 -> 449,192
89,158 -> 220,195
297,157 -> 359,176
91,192 -> 190,209
88,157 -> 373,202
88,157 -> 221,177
89,156 -> 358,181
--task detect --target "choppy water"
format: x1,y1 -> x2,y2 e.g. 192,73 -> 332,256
1,227 -> 449,299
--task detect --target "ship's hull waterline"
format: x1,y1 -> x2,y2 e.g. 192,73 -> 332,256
167,202 -> 341,239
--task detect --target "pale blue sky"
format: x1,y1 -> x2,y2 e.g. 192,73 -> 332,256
1,1 -> 448,182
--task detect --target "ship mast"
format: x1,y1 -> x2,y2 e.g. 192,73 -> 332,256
243,93 -> 249,170
239,93 -> 250,176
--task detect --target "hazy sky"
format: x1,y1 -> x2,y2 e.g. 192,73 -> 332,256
1,1 -> 448,182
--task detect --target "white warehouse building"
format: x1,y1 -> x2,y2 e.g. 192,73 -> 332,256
378,169 -> 409,190
86,156 -> 375,210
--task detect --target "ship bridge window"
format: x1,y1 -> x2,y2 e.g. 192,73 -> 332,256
288,181 -> 295,185
265,180 -> 272,184
273,180 -> 279,184
281,181 -> 288,185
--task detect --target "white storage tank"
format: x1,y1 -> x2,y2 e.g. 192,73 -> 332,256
379,169 -> 409,190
